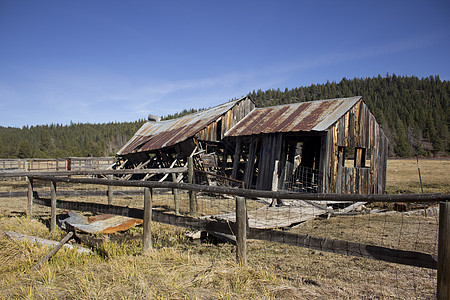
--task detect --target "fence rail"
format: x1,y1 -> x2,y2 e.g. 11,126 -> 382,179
0,157 -> 115,173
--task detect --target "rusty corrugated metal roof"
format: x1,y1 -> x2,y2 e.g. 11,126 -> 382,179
59,211 -> 143,234
118,97 -> 247,155
225,96 -> 361,136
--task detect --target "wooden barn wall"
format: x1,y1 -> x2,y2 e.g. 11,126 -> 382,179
197,98 -> 255,142
324,100 -> 388,194
255,133 -> 283,190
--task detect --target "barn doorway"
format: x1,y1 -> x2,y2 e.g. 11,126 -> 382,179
279,135 -> 322,193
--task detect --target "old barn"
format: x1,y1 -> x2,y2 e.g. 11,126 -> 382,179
117,96 -> 388,194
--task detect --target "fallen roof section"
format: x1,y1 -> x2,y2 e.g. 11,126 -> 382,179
118,97 -> 247,155
59,211 -> 143,234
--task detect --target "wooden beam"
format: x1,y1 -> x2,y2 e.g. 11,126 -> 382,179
236,196 -> 247,266
27,176 -> 33,219
50,180 -> 57,232
188,156 -> 196,216
248,228 -> 437,269
231,138 -> 241,180
142,188 -> 152,252
172,173 -> 179,215
32,231 -> 74,272
29,175 -> 450,203
107,175 -> 113,205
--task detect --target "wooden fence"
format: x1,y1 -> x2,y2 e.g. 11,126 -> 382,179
0,157 -> 115,172
0,168 -> 449,299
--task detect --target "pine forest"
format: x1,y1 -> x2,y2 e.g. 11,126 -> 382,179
0,74 -> 448,159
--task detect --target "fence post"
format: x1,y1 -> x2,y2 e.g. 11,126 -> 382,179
50,180 -> 57,232
235,196 -> 247,266
438,201 -> 450,299
107,175 -> 113,205
27,176 -> 33,219
188,156 -> 196,216
142,187 -> 152,252
271,160 -> 280,206
172,173 -> 179,214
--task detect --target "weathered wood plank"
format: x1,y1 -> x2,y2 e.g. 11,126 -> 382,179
50,181 -> 57,232
248,228 -> 437,269
142,188 -> 152,252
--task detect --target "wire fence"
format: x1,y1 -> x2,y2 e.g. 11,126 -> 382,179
0,169 -> 447,299
280,164 -> 322,193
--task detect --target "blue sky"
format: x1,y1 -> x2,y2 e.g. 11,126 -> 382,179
1,0 -> 449,127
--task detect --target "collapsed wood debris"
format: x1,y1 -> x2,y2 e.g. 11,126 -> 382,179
5,230 -> 92,254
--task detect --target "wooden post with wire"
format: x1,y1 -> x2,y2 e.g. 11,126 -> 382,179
172,173 -> 179,214
142,187 -> 152,252
50,180 -> 57,232
438,200 -> 450,299
235,196 -> 247,266
188,156 -> 196,216
107,174 -> 114,205
27,176 -> 34,219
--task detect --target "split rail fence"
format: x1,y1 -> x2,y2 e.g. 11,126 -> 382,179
0,167 -> 449,298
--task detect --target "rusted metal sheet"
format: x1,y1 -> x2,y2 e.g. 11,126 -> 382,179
118,97 -> 251,155
59,211 -> 143,234
225,97 -> 361,136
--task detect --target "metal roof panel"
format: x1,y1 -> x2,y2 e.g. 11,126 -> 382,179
118,97 -> 247,155
225,97 -> 361,136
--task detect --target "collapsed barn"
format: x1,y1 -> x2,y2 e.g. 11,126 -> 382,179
116,96 -> 388,194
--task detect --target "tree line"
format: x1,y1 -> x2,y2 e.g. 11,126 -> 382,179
0,121 -> 145,158
0,74 -> 448,158
249,74 -> 449,157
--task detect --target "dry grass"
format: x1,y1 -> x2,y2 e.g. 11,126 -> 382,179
386,158 -> 450,194
0,158 -> 448,299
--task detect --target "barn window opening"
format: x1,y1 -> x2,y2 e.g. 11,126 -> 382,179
341,147 -> 355,167
339,146 -> 370,168
216,119 -> 222,141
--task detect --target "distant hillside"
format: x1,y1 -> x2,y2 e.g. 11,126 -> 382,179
249,74 -> 449,157
0,74 -> 448,159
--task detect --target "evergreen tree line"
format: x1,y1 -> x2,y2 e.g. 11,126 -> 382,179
0,74 -> 448,159
249,74 -> 449,157
0,121 -> 145,158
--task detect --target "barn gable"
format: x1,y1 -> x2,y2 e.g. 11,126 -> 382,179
222,97 -> 387,194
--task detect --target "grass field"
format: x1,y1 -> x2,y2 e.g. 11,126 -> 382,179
0,158 -> 448,299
